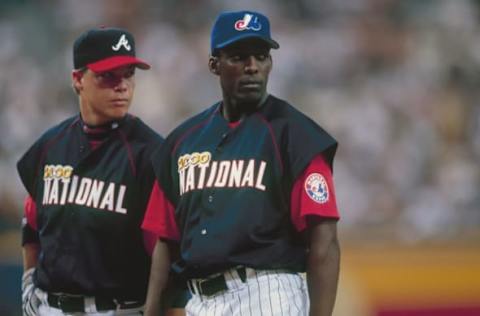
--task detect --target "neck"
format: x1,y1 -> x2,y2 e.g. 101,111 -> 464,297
222,94 -> 268,122
79,100 -> 101,126
79,98 -> 124,126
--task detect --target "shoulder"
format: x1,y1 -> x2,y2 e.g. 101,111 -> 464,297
24,115 -> 79,154
261,95 -> 318,127
261,95 -> 336,142
165,103 -> 219,148
124,115 -> 164,145
260,95 -> 338,175
150,103 -> 218,175
17,115 -> 79,193
40,116 -> 79,142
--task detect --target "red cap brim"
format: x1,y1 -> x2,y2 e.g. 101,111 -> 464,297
87,55 -> 150,72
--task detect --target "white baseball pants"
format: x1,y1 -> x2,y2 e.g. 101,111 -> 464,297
186,267 -> 309,316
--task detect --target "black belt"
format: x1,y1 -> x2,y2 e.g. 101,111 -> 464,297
187,267 -> 247,297
47,293 -> 143,313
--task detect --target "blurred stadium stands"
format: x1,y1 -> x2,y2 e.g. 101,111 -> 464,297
1,1 -> 479,315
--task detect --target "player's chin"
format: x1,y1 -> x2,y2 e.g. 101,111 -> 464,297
107,106 -> 129,120
236,91 -> 264,104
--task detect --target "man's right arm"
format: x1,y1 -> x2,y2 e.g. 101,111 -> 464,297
22,196 -> 40,270
21,196 -> 41,316
141,180 -> 181,315
23,243 -> 40,271
145,239 -> 171,316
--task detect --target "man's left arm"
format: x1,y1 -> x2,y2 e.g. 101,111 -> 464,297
289,152 -> 340,315
306,217 -> 340,316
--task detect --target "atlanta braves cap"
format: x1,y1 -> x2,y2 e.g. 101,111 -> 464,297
73,27 -> 150,72
210,10 -> 280,54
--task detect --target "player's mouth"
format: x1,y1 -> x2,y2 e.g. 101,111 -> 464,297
110,98 -> 129,106
239,80 -> 262,89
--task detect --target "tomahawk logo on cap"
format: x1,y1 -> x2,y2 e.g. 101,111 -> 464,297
112,34 -> 132,51
73,27 -> 150,73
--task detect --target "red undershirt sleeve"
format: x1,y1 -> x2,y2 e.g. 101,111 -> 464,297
22,195 -> 39,245
24,195 -> 38,231
141,180 -> 180,244
290,154 -> 340,232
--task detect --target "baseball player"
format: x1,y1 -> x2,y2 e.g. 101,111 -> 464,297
18,27 -> 164,316
143,10 -> 340,316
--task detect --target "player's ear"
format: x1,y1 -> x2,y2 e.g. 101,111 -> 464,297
72,69 -> 84,94
209,55 -> 220,75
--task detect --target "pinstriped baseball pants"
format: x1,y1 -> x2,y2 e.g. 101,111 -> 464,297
186,268 -> 309,316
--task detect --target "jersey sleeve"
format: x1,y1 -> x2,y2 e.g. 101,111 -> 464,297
141,180 -> 180,241
290,154 -> 340,232
22,195 -> 39,245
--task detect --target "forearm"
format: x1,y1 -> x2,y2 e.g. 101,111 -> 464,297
144,239 -> 171,316
23,242 -> 40,271
306,219 -> 340,316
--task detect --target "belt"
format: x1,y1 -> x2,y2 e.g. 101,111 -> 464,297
47,293 -> 143,313
187,267 -> 247,297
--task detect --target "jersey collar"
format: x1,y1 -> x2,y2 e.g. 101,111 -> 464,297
79,114 -> 129,135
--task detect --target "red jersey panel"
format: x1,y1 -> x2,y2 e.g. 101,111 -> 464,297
142,181 -> 180,241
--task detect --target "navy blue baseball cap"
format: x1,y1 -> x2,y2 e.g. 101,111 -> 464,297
210,10 -> 280,54
73,27 -> 150,72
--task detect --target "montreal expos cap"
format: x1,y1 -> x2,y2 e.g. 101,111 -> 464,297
210,10 -> 280,54
73,27 -> 150,72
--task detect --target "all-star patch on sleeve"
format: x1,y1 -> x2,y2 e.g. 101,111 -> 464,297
290,154 -> 340,232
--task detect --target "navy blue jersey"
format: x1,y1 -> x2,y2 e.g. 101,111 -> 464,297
17,114 -> 163,300
152,95 -> 337,278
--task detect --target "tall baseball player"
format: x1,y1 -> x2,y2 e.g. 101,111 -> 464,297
18,27 -> 164,316
143,10 -> 340,316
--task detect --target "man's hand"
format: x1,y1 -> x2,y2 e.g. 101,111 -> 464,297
22,268 -> 40,316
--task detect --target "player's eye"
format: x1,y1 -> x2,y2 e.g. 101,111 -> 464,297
255,54 -> 267,61
97,72 -> 115,80
230,54 -> 243,62
124,69 -> 135,78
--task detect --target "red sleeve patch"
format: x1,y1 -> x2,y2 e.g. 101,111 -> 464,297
290,154 -> 340,232
141,180 -> 180,241
305,173 -> 329,204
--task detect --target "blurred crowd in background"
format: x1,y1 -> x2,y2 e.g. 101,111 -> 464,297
1,0 -> 480,249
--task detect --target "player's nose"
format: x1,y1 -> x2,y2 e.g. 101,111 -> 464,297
114,77 -> 129,91
244,55 -> 259,74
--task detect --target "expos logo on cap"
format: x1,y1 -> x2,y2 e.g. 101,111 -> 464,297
234,13 -> 262,31
73,27 -> 150,73
210,10 -> 280,54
